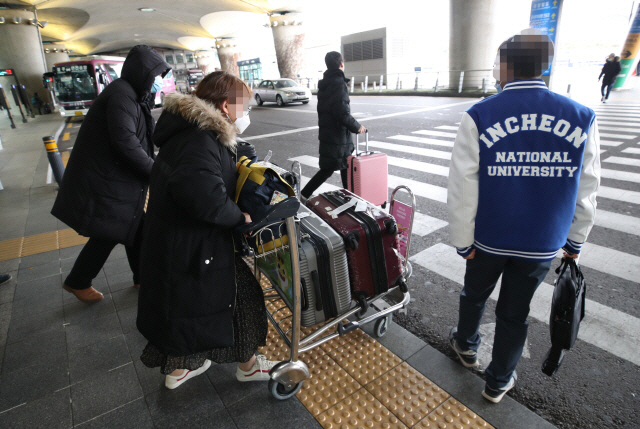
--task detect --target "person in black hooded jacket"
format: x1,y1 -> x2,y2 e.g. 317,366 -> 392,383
51,45 -> 170,303
300,51 -> 366,199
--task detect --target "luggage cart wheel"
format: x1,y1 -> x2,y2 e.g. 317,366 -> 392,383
398,278 -> 409,293
381,201 -> 387,209
374,315 -> 392,338
268,378 -> 303,400
404,261 -> 413,280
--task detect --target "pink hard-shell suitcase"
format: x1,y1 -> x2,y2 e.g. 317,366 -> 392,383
347,131 -> 388,206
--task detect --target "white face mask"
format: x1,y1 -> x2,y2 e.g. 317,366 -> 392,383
232,111 -> 250,134
492,51 -> 501,82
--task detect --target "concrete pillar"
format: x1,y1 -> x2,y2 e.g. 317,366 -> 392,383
449,0 -> 498,90
195,50 -> 220,75
43,44 -> 70,72
0,10 -> 49,106
216,40 -> 240,77
269,13 -> 305,80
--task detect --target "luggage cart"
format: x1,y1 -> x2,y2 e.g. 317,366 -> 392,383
237,187 -> 415,401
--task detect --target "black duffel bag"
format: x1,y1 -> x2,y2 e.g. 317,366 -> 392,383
541,257 -> 586,376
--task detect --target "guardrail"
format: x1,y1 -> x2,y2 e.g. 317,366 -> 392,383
246,69 -> 495,94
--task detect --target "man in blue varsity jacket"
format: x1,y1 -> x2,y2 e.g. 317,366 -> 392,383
447,29 -> 601,403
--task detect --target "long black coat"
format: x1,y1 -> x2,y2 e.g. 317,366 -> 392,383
137,93 -> 246,356
51,45 -> 170,246
317,69 -> 362,170
599,60 -> 621,84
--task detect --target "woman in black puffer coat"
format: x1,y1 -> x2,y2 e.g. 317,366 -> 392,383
137,72 -> 277,390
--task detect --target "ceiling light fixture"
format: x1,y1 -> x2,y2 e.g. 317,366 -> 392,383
0,17 -> 5,24
12,17 -> 22,24
139,8 -> 155,12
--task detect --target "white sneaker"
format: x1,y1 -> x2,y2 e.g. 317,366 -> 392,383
165,360 -> 212,390
236,354 -> 279,382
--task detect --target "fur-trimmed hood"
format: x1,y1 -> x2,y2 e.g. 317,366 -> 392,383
154,92 -> 237,149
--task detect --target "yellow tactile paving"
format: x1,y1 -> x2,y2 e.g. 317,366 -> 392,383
20,231 -> 59,257
317,389 -> 408,429
57,228 -> 89,248
62,132 -> 70,141
296,353 -> 362,417
0,229 -> 93,262
366,362 -> 450,427
0,237 -> 24,261
329,332 -> 402,385
66,122 -> 72,129
61,151 -> 70,168
413,398 -> 494,429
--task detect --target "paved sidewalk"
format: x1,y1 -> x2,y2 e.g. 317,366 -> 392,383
0,115 -> 555,428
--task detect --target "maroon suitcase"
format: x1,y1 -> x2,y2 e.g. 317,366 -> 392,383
306,189 -> 405,302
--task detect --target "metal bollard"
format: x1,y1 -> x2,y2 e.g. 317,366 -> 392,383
434,72 -> 440,93
373,81 -> 377,91
10,85 -> 28,123
379,75 -> 384,92
43,135 -> 65,185
396,75 -> 400,91
350,78 -> 354,93
482,78 -> 487,94
364,76 -> 368,93
458,71 -> 464,93
567,84 -> 572,98
414,76 -> 419,91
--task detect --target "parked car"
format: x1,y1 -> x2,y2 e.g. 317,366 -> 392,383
254,79 -> 311,106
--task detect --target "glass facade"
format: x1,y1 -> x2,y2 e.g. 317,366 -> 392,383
238,58 -> 262,82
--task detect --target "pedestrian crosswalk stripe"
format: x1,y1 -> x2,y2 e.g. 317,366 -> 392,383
388,135 -> 454,148
293,155 -> 448,203
565,242 -> 640,283
296,155 -> 639,235
593,108 -> 640,113
595,112 -> 640,118
366,141 -> 452,160
622,148 -> 640,155
600,140 -> 623,147
599,186 -> 640,204
410,243 -> 640,367
594,210 -> 640,237
603,156 -> 640,168
299,173 -> 448,237
599,126 -> 640,133
601,168 -> 640,184
435,125 -> 459,131
599,133 -> 636,140
387,156 -> 449,176
413,130 -> 458,139
598,121 -> 640,127
595,116 -> 640,123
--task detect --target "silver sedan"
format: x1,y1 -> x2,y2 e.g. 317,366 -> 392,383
254,79 -> 311,106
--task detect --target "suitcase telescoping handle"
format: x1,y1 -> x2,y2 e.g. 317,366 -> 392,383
355,130 -> 369,156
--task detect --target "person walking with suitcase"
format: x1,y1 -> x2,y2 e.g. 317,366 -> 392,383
598,53 -> 621,103
300,51 -> 366,200
447,29 -> 600,404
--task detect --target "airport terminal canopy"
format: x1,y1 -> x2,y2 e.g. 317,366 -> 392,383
2,0 -> 305,54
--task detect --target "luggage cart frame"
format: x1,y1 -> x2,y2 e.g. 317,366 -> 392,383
240,187 -> 415,400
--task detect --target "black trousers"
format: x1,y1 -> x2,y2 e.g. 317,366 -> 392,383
601,80 -> 613,99
64,220 -> 144,290
301,168 -> 348,199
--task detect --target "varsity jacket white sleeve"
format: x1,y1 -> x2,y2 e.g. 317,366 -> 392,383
447,112 -> 480,257
564,120 -> 601,254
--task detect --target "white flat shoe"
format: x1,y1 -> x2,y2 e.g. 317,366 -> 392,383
165,359 -> 212,390
236,354 -> 278,382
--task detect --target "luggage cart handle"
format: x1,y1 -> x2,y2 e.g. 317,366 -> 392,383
355,130 -> 369,155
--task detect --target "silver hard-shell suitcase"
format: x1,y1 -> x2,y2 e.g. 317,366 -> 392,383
298,205 -> 352,326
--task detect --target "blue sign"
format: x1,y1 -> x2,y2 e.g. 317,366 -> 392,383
631,8 -> 640,33
529,0 -> 563,75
